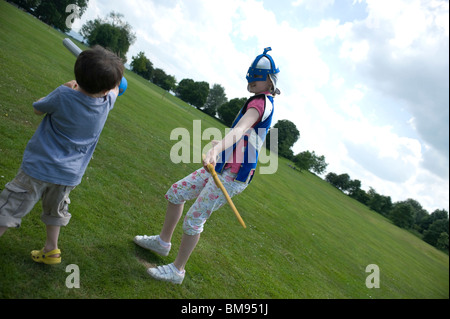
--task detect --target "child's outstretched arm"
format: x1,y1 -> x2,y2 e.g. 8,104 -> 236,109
203,108 -> 260,169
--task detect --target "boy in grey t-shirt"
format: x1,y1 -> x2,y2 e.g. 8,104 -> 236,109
0,45 -> 124,264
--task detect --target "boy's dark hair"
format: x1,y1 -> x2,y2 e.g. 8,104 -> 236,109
74,45 -> 124,94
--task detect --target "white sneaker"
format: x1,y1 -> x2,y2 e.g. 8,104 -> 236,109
134,235 -> 171,257
147,263 -> 185,284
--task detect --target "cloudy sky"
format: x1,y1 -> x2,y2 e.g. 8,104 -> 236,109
72,0 -> 449,212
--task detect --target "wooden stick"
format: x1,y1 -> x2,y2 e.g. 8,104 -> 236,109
203,155 -> 246,228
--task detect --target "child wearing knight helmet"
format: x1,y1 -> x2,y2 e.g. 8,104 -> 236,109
134,48 -> 280,284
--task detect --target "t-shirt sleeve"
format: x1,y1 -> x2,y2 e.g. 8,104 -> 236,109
246,96 -> 265,125
32,86 -> 62,114
106,90 -> 118,111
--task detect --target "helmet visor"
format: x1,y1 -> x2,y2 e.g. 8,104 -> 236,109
246,67 -> 270,83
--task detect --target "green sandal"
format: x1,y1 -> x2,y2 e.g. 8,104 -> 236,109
31,248 -> 61,265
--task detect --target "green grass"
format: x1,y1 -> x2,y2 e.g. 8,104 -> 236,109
0,1 -> 448,299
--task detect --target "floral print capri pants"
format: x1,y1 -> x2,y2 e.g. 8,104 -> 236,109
165,167 -> 248,235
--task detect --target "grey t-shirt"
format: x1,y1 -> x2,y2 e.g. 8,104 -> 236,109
21,85 -> 117,186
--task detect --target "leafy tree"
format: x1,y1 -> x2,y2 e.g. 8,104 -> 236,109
436,232 -> 449,251
176,79 -> 210,108
325,172 -> 337,184
310,153 -> 327,174
293,151 -> 312,172
293,150 -> 327,174
367,188 -> 392,216
367,188 -> 382,212
217,98 -> 247,127
418,209 -> 449,250
400,199 -> 429,232
152,68 -> 177,92
390,202 -> 414,229
130,51 -> 153,80
430,209 -> 449,221
377,195 -> 392,216
346,179 -> 371,205
269,120 -> 300,160
419,214 -> 434,233
417,208 -> 447,234
423,219 -> 449,247
203,84 -> 227,117
347,179 -> 362,196
350,188 -> 370,205
191,81 -> 210,108
81,11 -> 136,62
326,173 -> 355,194
176,79 -> 195,103
333,173 -> 351,192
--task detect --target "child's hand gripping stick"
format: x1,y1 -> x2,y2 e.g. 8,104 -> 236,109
203,155 -> 246,229
62,38 -> 127,96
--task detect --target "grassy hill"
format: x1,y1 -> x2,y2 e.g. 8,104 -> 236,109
0,1 -> 448,299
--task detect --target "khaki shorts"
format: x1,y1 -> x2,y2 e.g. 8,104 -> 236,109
0,170 -> 75,228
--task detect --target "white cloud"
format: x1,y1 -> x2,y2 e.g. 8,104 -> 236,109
355,0 -> 449,168
339,39 -> 369,62
291,0 -> 335,11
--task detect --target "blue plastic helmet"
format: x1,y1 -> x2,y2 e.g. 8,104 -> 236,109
246,47 -> 280,94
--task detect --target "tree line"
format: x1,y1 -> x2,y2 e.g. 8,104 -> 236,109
13,0 -> 447,253
325,172 -> 449,252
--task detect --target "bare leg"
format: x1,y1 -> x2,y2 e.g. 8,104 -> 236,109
0,226 -> 7,237
173,233 -> 200,271
44,225 -> 60,257
159,202 -> 184,243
